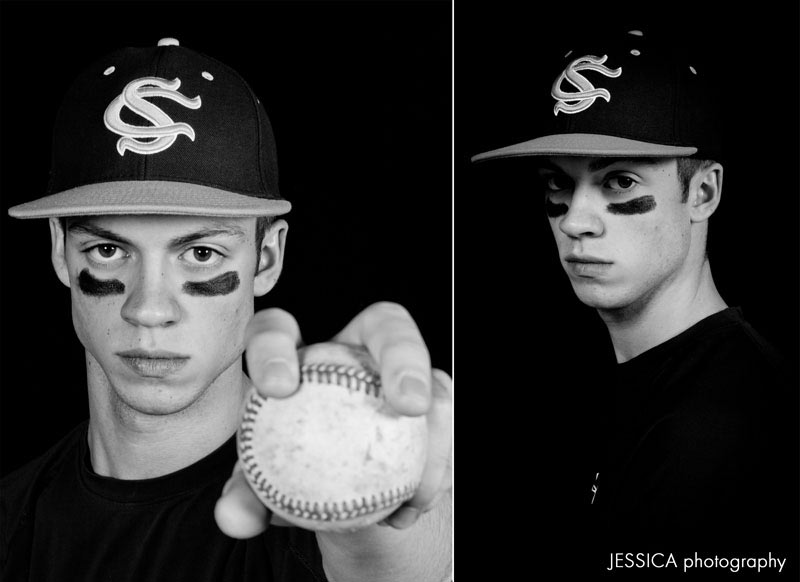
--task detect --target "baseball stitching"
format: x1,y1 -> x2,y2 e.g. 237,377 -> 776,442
239,363 -> 419,524
299,362 -> 382,397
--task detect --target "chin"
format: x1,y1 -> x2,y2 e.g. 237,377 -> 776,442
576,297 -> 625,311
570,283 -> 635,312
570,282 -> 610,307
110,377 -> 208,417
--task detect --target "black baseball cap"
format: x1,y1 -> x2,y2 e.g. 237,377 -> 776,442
9,38 -> 290,219
471,29 -> 722,163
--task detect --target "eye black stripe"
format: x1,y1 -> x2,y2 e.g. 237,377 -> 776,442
78,269 -> 125,296
183,271 -> 240,296
606,196 -> 656,215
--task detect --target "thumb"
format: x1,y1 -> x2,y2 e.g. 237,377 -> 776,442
215,463 -> 294,538
214,463 -> 270,539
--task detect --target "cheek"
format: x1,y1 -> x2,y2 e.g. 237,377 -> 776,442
186,285 -> 255,348
548,218 -> 567,246
618,217 -> 690,273
70,289 -> 123,349
651,213 -> 691,253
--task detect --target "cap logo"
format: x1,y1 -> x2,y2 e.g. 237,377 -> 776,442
103,77 -> 202,155
551,55 -> 621,116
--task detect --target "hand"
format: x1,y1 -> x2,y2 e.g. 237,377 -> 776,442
214,301 -> 453,538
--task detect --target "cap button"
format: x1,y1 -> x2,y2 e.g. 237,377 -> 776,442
158,38 -> 180,47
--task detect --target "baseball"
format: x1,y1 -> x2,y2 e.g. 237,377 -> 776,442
237,342 -> 428,532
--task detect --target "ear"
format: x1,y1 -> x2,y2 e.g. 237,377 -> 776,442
688,163 -> 723,223
254,219 -> 288,297
49,217 -> 71,288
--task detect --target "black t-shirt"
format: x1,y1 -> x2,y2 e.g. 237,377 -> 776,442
585,308 -> 798,576
1,422 -> 327,581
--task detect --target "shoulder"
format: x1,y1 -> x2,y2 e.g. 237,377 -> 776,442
656,312 -> 796,472
697,307 -> 783,363
669,308 -> 792,405
1,423 -> 87,550
1,421 -> 86,490
608,310 -> 797,546
641,309 -> 795,471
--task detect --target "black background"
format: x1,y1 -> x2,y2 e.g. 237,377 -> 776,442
3,0 -> 800,578
457,1 -> 799,579
0,1 -> 452,477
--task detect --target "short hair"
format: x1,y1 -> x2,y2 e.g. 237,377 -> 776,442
676,158 -> 715,202
254,216 -> 273,254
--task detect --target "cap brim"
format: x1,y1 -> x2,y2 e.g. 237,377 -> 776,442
7,181 -> 291,219
471,133 -> 698,162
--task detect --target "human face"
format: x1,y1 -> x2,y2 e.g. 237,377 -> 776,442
540,157 -> 695,313
59,215 -> 262,416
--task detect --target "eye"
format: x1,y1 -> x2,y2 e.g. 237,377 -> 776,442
542,174 -> 571,193
180,246 -> 223,267
605,175 -> 637,191
86,244 -> 128,264
192,248 -> 214,262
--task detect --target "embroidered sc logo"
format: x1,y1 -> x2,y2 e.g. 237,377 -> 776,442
104,77 -> 201,155
551,55 -> 621,116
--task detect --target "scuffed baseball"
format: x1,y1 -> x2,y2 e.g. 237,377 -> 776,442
237,342 -> 428,532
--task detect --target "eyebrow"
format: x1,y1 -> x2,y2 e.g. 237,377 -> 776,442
67,222 -> 134,246
169,227 -> 247,247
587,157 -> 660,172
536,158 -> 662,173
67,221 -> 248,248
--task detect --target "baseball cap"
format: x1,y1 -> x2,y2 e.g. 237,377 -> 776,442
471,28 -> 722,163
8,38 -> 290,219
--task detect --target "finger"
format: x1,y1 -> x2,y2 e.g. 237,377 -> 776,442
334,302 -> 432,416
384,368 -> 453,529
245,308 -> 303,398
215,464 -> 270,539
421,369 -> 454,500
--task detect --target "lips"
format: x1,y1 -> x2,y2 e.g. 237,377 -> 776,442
564,253 -> 612,264
116,350 -> 190,378
564,254 -> 612,277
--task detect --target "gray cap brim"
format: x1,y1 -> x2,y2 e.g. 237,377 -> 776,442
8,181 -> 291,219
471,133 -> 698,162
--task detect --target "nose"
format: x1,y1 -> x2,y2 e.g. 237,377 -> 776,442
121,262 -> 182,328
558,186 -> 604,239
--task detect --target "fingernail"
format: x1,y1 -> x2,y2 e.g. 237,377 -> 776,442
388,506 -> 419,529
256,359 -> 295,392
399,373 -> 429,408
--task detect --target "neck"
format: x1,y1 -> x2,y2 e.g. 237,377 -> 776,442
600,259 -> 727,363
85,353 -> 249,479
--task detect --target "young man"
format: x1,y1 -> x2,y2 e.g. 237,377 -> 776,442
472,28 -> 797,574
0,39 -> 452,581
